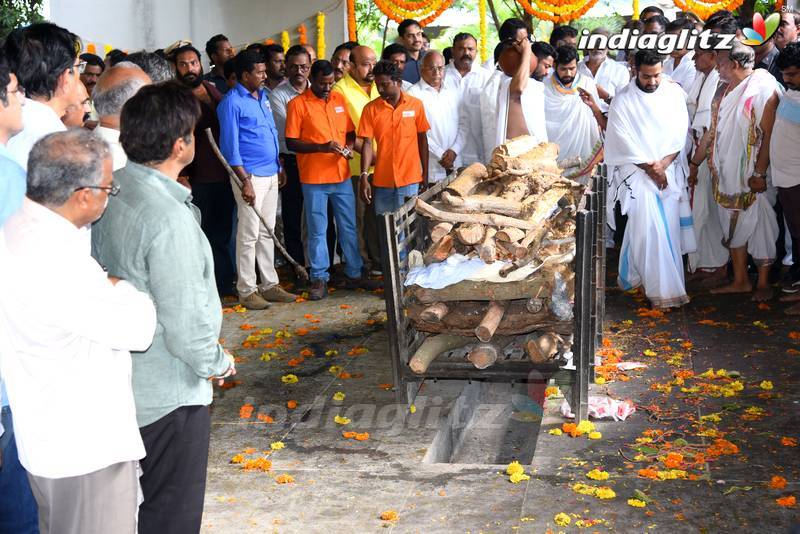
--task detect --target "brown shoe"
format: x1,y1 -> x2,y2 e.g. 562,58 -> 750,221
344,276 -> 383,291
259,285 -> 298,303
309,279 -> 327,301
239,291 -> 270,310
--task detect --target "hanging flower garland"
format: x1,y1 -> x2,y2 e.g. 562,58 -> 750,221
281,30 -> 291,52
317,12 -> 326,59
298,24 -> 308,45
347,0 -> 357,42
632,0 -> 640,19
775,0 -> 784,11
479,0 -> 488,63
672,0 -> 745,20
373,0 -> 455,26
517,0 -> 601,24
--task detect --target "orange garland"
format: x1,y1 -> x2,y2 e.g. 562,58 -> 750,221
517,0 -> 600,24
347,0 -> 357,42
672,0 -> 745,20
373,0 -> 455,26
298,23 -> 308,45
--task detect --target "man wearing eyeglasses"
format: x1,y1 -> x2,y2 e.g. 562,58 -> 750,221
3,22 -> 84,170
0,129 -> 157,534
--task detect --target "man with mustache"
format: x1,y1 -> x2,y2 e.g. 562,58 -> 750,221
331,41 -> 357,82
605,50 -> 693,309
172,43 -> 236,298
577,28 -> 629,112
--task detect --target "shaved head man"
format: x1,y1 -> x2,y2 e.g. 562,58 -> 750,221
92,62 -> 151,169
420,50 -> 444,89
350,46 -> 377,90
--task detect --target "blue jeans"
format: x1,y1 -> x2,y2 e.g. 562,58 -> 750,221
301,181 -> 363,282
0,406 -> 39,534
372,184 -> 419,215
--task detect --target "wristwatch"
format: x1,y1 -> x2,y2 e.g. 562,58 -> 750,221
752,170 -> 766,179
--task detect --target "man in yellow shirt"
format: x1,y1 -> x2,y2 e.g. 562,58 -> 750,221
332,46 -> 381,273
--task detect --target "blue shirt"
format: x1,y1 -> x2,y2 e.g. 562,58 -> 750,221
217,82 -> 280,176
0,144 -> 25,228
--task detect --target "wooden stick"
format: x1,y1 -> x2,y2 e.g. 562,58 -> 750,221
407,276 -> 550,303
204,128 -> 309,280
525,332 -> 562,364
475,300 -> 508,342
468,342 -> 500,369
496,227 -> 526,242
423,234 -> 453,265
415,198 -> 539,230
454,223 -> 485,245
430,222 -> 453,242
477,227 -> 497,263
419,302 -> 449,323
444,162 -> 487,197
440,191 -> 526,217
409,334 -> 469,374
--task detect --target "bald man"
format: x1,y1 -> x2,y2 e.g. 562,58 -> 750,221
93,62 -> 151,169
409,51 -> 462,182
302,44 -> 317,63
332,46 -> 382,272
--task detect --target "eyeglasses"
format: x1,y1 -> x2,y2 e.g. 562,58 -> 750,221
74,60 -> 88,74
423,66 -> 445,73
74,182 -> 120,196
288,64 -> 310,72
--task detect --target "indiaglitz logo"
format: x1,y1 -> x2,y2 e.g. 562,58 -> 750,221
742,12 -> 781,46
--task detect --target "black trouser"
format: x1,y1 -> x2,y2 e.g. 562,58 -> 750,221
191,182 -> 236,295
138,405 -> 211,534
281,154 -> 338,269
779,184 -> 800,276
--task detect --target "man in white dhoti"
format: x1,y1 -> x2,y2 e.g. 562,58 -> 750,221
544,45 -> 605,180
663,18 -> 698,91
605,50 -> 693,308
480,39 -> 547,160
686,44 -> 728,279
409,51 -> 463,183
578,28 -> 631,113
693,40 -> 781,302
444,33 -> 489,165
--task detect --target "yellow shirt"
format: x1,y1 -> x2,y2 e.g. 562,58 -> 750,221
332,73 -> 379,176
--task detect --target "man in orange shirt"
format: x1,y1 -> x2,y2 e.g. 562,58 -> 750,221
286,60 -> 378,300
358,61 -> 429,215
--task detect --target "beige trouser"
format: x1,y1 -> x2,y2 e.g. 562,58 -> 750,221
232,174 -> 280,295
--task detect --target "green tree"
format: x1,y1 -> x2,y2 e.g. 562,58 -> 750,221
0,0 -> 44,39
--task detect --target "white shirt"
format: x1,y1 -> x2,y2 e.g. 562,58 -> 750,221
663,51 -> 697,92
0,199 -> 157,478
269,79 -> 309,154
444,62 -> 490,165
7,98 -> 67,169
401,80 -> 413,92
577,57 -> 630,112
408,79 -> 463,182
95,126 -> 127,171
770,89 -> 800,188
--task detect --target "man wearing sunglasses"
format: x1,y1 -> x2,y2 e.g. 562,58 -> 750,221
3,22 -> 84,169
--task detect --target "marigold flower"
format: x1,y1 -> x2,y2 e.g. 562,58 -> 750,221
627,499 -> 647,507
409,404 -> 416,413
270,441 -> 285,451
638,469 -> 658,479
348,347 -> 369,356
325,349 -> 339,356
378,383 -> 393,390
256,414 -> 274,423
595,376 -> 607,385
588,432 -> 602,439
759,380 -> 774,390
338,371 -> 352,379
595,487 -> 616,499
554,512 -> 571,526
239,404 -> 254,419
300,348 -> 314,357
770,476 -> 788,489
587,469 -> 609,481
275,474 -> 295,484
231,454 -> 245,464
287,400 -> 297,409
506,461 -> 525,476
333,391 -> 346,401
242,457 -> 272,471
781,437 -> 798,447
240,323 -> 257,330
789,331 -> 800,340
295,327 -> 309,336
329,365 -> 342,374
287,357 -> 304,367
380,510 -> 399,521
354,432 -> 369,441
334,415 -> 351,425
281,374 -> 299,384
342,431 -> 357,438
643,349 -> 657,357
548,428 -> 563,436
544,386 -> 560,398
509,471 -> 530,483
776,495 -> 796,507
663,452 -> 684,469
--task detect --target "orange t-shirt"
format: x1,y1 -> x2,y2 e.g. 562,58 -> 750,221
285,89 -> 354,184
357,93 -> 430,188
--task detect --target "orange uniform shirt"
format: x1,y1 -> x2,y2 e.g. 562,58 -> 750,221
285,89 -> 354,184
357,93 -> 430,189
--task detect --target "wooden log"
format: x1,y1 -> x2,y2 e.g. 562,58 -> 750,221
496,227 -> 526,243
423,234 -> 453,265
526,298 -> 544,313
477,227 -> 497,263
454,222 -> 485,245
475,300 -> 509,342
468,342 -> 500,369
445,162 -> 488,197
525,333 -> 563,364
407,300 -> 571,336
409,334 -> 470,374
407,276 -> 550,303
420,302 -> 449,323
415,198 -> 539,230
440,191 -> 526,217
430,222 -> 453,242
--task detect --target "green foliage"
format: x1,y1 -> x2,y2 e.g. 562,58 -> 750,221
573,15 -> 626,34
0,0 -> 44,39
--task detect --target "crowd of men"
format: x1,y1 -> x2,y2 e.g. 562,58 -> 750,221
0,7 -> 798,533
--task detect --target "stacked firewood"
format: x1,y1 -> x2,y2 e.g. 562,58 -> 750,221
406,136 -> 584,373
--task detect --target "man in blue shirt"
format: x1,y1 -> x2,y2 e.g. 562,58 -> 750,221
218,49 -> 297,309
0,49 -> 39,534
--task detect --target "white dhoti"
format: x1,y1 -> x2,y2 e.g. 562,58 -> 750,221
717,191 -> 778,265
544,73 -> 602,166
688,162 -> 729,271
480,71 -> 547,159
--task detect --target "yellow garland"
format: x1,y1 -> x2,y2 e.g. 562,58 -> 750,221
373,0 -> 454,26
281,30 -> 290,52
479,0 -> 487,63
672,0 -> 745,20
632,0 -> 640,19
317,12 -> 326,60
517,0 -> 600,24
347,0 -> 357,42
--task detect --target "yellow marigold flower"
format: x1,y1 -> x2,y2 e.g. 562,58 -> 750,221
544,386 -> 560,398
760,380 -> 774,390
506,461 -> 525,476
259,328 -> 273,335
627,498 -> 647,507
595,376 -> 607,385
270,441 -> 285,451
548,428 -> 563,436
509,471 -> 531,484
571,483 -> 595,495
332,391 -> 346,402
701,413 -> 722,423
328,365 -> 342,374
554,512 -> 571,526
334,415 -> 351,425
586,469 -> 609,481
643,349 -> 657,357
275,474 -> 294,484
576,420 -> 595,434
588,431 -> 602,440
380,510 -> 399,521
230,454 -> 245,464
595,487 -> 616,499
409,404 -> 416,414
325,349 -> 339,356
281,374 -> 299,384
730,380 -> 744,391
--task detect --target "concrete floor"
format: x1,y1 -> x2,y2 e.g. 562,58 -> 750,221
201,279 -> 800,533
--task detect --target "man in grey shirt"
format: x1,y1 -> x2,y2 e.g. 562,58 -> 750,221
92,81 -> 235,534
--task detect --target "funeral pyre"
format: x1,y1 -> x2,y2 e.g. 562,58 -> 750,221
403,135 -> 586,373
